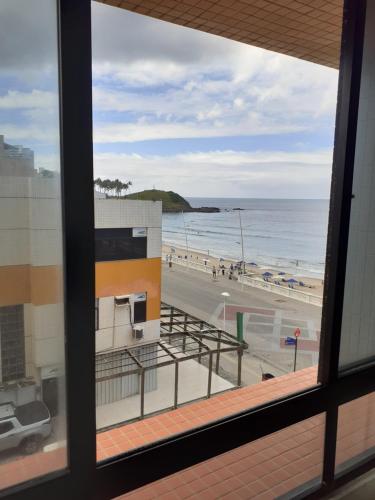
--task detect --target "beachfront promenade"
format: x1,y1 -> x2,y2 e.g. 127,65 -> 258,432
162,263 -> 322,385
164,253 -> 323,306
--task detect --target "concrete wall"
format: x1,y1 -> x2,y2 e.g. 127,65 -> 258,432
339,1 -> 375,368
0,174 -> 64,384
0,174 -> 162,392
96,258 -> 161,322
95,199 -> 162,231
147,227 -> 162,258
95,293 -> 160,352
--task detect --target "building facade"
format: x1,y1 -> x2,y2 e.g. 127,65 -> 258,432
0,136 -> 162,416
94,197 -> 162,406
0,136 -> 65,414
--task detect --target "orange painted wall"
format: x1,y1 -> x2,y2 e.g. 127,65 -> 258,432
0,259 -> 161,322
30,266 -> 63,306
0,265 -> 63,307
0,266 -> 30,306
95,258 -> 161,321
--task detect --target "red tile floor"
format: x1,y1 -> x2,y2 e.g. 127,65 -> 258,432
114,370 -> 375,499
97,366 -> 317,461
1,366 -> 375,498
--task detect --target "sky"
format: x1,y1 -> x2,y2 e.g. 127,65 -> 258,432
0,1 -> 339,198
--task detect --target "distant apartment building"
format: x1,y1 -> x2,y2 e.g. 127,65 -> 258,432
0,134 -> 35,176
0,135 -> 64,414
0,135 -> 162,416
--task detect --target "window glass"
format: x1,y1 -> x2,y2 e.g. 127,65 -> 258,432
339,0 -> 375,370
116,414 -> 325,499
336,393 -> 375,475
95,228 -> 147,261
0,422 -> 14,435
92,1 -> 340,461
0,0 -> 67,489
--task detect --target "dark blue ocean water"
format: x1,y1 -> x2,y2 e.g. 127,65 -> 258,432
162,198 -> 329,278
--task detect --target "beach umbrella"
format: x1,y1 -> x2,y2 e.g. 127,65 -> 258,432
286,278 -> 298,284
262,272 -> 273,277
278,272 -> 286,275
248,262 -> 258,267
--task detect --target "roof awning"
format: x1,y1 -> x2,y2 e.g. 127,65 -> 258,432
98,0 -> 343,69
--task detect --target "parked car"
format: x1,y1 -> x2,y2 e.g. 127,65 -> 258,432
0,401 -> 52,454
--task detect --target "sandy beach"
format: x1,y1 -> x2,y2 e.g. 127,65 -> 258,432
162,242 -> 324,298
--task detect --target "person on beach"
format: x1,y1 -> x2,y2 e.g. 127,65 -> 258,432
212,265 -> 217,280
221,265 -> 225,276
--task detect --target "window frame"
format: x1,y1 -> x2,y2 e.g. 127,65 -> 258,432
3,0 -> 375,499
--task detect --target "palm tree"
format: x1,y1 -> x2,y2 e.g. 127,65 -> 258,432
94,177 -> 103,192
102,179 -> 111,196
114,179 -> 122,198
122,181 -> 132,196
95,178 -> 133,198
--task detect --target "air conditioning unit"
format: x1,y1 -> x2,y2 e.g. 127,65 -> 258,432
114,295 -> 130,307
132,327 -> 144,340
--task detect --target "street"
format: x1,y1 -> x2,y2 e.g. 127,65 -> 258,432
162,262 -> 322,385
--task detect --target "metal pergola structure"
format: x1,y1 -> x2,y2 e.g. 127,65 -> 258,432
95,303 -> 246,419
160,302 -> 246,376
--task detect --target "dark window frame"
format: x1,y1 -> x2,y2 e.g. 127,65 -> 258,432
4,1 -> 375,499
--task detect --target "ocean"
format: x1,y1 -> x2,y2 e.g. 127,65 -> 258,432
162,198 -> 330,278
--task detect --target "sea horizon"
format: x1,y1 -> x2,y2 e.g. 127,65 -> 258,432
186,196 -> 330,201
162,197 -> 329,279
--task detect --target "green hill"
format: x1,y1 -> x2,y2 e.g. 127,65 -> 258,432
125,189 -> 192,212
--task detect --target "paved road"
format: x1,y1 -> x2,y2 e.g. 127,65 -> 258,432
162,262 -> 322,384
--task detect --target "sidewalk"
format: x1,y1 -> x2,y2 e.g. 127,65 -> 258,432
164,255 -> 323,307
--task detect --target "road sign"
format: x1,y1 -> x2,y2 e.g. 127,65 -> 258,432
294,328 -> 301,338
285,337 -> 296,346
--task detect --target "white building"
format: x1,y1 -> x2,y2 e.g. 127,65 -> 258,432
0,136 -> 162,415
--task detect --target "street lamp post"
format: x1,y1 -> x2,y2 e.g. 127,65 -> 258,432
182,210 -> 189,270
221,291 -> 230,332
216,291 -> 230,374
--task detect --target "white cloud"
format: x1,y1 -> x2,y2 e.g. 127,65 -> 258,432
0,90 -> 55,109
93,149 -> 333,198
91,1 -> 338,117
0,123 -> 58,142
93,117 -> 305,143
91,23 -> 338,143
0,0 -> 337,202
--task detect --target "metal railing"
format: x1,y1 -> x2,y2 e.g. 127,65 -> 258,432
238,275 -> 323,307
